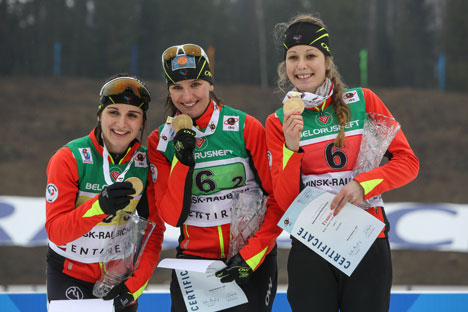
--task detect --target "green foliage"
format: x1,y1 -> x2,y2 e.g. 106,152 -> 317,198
0,0 -> 465,91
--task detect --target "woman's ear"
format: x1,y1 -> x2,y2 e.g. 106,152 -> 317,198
325,57 -> 332,77
209,84 -> 214,92
326,57 -> 332,71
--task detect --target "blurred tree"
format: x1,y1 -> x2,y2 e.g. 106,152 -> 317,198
0,0 -> 18,74
310,0 -> 367,87
137,0 -> 162,80
392,0 -> 436,88
179,0 -> 255,85
19,0 -> 56,75
93,0 -> 140,75
0,0 -> 462,91
442,0 -> 468,91
65,0 -> 98,77
365,0 -> 396,87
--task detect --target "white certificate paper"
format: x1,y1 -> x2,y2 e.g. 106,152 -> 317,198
158,258 -> 248,311
278,187 -> 385,276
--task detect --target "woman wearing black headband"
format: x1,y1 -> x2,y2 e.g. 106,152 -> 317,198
45,74 -> 165,311
266,14 -> 419,312
148,44 -> 283,311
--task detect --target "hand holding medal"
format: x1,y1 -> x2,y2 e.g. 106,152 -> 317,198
172,114 -> 196,166
283,96 -> 304,152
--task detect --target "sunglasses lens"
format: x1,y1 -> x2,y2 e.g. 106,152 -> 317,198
183,44 -> 202,56
162,44 -> 205,62
162,47 -> 178,61
100,78 -> 150,102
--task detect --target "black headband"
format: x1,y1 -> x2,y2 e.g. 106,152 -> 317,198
283,22 -> 331,58
99,92 -> 148,112
163,54 -> 213,86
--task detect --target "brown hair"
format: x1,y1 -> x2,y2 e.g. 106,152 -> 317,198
274,14 -> 350,148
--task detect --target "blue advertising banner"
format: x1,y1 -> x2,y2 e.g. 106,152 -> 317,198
1,196 -> 467,252
1,292 -> 468,312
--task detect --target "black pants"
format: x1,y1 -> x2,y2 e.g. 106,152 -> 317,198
287,237 -> 392,312
170,249 -> 278,312
46,260 -> 138,311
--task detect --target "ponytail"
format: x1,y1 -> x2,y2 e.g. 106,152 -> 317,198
328,62 -> 350,148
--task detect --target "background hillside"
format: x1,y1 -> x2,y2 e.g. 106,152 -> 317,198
1,77 -> 467,287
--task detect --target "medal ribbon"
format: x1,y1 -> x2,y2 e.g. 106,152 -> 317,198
102,138 -> 136,185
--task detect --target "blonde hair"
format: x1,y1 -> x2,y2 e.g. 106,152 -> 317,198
274,14 -> 350,148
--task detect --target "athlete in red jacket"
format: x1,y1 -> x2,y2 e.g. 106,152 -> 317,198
266,15 -> 419,312
45,75 -> 165,311
148,44 -> 283,311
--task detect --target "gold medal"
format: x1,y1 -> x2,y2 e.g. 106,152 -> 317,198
283,97 -> 305,113
125,177 -> 143,197
173,114 -> 193,132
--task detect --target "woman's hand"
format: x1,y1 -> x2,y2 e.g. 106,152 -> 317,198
330,180 -> 364,216
283,110 -> 303,152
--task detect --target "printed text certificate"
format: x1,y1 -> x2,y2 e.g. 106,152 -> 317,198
278,187 -> 385,276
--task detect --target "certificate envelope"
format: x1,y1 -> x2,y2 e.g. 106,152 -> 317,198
278,187 -> 385,276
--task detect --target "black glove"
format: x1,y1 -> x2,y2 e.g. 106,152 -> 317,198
215,253 -> 252,285
98,182 -> 135,215
173,129 -> 196,166
102,281 -> 135,311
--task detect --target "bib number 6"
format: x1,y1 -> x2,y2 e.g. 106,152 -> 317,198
194,169 -> 245,194
195,170 -> 216,193
325,142 -> 347,169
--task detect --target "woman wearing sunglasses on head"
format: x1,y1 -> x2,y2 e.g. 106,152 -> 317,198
265,14 -> 419,312
45,74 -> 165,311
147,44 -> 283,311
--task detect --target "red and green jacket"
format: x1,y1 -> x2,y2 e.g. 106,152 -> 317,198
148,101 -> 283,271
265,88 -> 419,238
45,129 -> 165,300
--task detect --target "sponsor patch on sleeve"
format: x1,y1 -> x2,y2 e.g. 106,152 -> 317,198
342,90 -> 360,104
223,116 -> 239,131
46,183 -> 59,203
150,164 -> 158,183
79,147 -> 93,164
